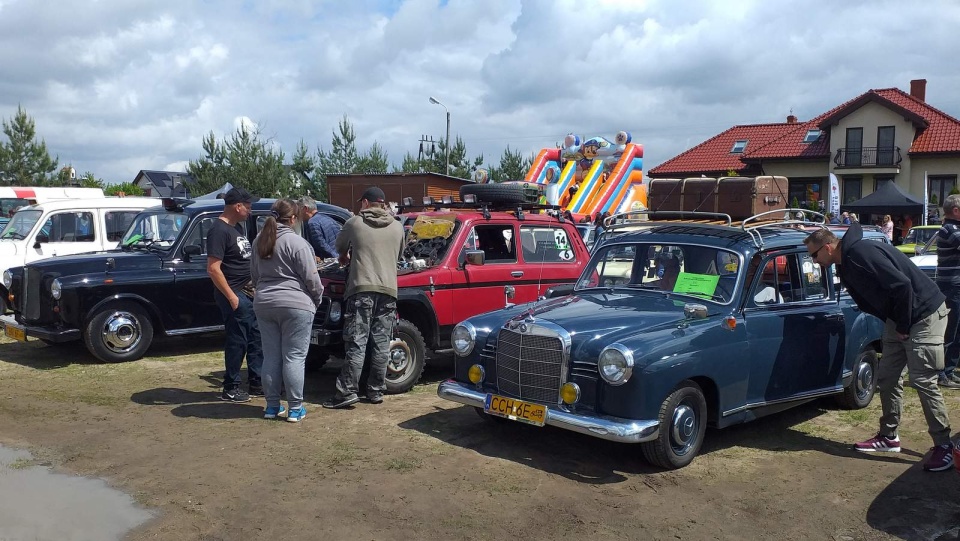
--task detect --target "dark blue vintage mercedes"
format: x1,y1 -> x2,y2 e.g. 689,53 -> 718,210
0,198 -> 350,363
438,212 -> 887,469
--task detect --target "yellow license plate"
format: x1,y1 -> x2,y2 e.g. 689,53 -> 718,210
484,394 -> 546,426
4,323 -> 26,342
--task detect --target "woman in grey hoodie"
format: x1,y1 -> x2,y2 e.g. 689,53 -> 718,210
251,199 -> 324,422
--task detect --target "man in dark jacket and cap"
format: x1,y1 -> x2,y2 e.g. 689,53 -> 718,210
804,223 -> 954,471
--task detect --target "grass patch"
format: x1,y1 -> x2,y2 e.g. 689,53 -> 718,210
315,439 -> 358,468
836,409 -> 872,425
385,456 -> 423,472
8,457 -> 33,470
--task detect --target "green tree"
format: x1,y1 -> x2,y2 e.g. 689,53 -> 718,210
105,182 -> 145,196
287,140 -> 316,198
77,171 -> 105,189
488,146 -> 531,183
188,124 -> 288,198
313,115 -> 388,203
0,105 -> 59,185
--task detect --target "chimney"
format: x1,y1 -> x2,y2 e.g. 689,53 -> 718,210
786,114 -> 797,124
910,79 -> 927,102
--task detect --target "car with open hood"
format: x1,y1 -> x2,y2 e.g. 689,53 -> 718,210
312,193 -> 590,394
437,210 -> 886,469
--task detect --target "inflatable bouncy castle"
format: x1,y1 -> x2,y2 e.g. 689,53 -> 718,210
523,131 -> 645,221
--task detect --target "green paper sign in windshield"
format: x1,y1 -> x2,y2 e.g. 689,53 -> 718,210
672,273 -> 720,297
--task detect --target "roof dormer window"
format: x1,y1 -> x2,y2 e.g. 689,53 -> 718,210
730,140 -> 748,154
803,129 -> 822,143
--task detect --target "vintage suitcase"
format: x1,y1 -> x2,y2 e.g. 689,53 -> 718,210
681,177 -> 719,213
647,178 -> 684,212
716,176 -> 789,220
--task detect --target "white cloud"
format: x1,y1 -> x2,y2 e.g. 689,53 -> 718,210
0,0 -> 958,185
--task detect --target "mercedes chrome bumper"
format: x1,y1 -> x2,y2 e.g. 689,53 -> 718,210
437,379 -> 660,444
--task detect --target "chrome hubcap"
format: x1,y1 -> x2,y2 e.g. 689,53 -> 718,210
100,311 -> 142,354
387,338 -> 412,379
670,403 -> 698,455
856,358 -> 875,400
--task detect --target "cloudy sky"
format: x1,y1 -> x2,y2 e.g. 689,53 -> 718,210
1,0 -> 959,184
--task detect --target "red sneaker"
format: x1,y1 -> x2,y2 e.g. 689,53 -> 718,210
853,434 -> 901,453
923,444 -> 955,472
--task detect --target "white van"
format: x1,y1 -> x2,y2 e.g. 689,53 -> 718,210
0,196 -> 161,268
0,186 -> 106,228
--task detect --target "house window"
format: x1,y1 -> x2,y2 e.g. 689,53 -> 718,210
788,178 -> 823,210
803,129 -> 822,143
874,176 -> 894,192
842,177 -> 862,204
929,175 -> 958,207
730,140 -> 748,154
845,128 -> 863,167
877,126 -> 895,166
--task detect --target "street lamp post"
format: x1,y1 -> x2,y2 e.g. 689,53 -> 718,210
429,96 -> 450,175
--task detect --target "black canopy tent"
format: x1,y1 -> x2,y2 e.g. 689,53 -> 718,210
839,181 -> 924,216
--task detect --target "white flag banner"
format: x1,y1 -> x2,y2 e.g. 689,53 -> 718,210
829,173 -> 840,217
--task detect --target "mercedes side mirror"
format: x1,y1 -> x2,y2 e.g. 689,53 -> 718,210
182,244 -> 202,261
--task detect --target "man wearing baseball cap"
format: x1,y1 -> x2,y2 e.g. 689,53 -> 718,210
207,187 -> 264,402
323,186 -> 405,408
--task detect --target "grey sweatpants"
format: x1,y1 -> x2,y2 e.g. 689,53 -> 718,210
878,302 -> 953,446
255,306 -> 314,410
336,292 -> 397,397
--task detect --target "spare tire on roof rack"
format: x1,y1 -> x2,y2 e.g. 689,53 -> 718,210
460,181 -> 543,205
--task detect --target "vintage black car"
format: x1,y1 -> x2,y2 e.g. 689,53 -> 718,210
0,198 -> 350,363
438,211 -> 887,469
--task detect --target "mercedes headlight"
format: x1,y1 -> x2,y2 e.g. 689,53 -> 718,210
1,270 -> 11,289
328,301 -> 342,323
452,322 -> 476,357
51,278 -> 62,300
598,344 -> 634,386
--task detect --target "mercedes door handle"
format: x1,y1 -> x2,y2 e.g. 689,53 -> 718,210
511,271 -> 524,278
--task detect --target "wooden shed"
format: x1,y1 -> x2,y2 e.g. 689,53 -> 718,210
326,172 -> 475,214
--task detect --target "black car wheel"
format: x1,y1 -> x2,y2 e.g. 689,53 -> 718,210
384,318 -> 426,394
836,347 -> 878,409
83,302 -> 154,363
641,380 -> 707,470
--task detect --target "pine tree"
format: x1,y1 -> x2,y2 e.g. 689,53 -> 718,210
0,105 -> 59,185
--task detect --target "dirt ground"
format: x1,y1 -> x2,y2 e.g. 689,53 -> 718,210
1,334 -> 959,541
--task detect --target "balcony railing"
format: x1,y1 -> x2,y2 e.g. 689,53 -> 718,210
833,146 -> 902,168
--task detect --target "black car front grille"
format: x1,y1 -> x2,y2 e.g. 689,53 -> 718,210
23,266 -> 43,322
315,297 -> 330,326
495,327 -> 565,404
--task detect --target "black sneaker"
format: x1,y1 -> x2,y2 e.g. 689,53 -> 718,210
221,387 -> 251,403
248,385 -> 264,397
322,393 -> 359,409
939,376 -> 960,390
365,392 -> 384,405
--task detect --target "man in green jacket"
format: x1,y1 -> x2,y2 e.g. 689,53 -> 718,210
323,187 -> 405,408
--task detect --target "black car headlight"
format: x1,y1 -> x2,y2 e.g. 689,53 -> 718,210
1,270 -> 11,289
452,322 -> 476,357
51,278 -> 62,300
598,344 -> 634,386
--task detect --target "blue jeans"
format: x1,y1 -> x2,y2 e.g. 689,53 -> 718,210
255,306 -> 313,410
938,282 -> 960,378
214,288 -> 263,390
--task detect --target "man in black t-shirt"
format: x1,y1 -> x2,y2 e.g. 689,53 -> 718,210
206,187 -> 263,402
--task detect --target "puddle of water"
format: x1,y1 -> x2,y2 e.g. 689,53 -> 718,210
0,444 -> 153,541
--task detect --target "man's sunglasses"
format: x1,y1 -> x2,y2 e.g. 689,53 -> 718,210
809,244 -> 826,258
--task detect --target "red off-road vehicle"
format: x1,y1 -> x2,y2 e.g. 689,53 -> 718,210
309,183 -> 591,393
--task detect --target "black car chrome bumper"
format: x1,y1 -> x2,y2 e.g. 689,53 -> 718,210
437,379 -> 660,444
0,314 -> 81,343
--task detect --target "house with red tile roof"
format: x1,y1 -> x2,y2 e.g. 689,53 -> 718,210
649,79 -> 960,223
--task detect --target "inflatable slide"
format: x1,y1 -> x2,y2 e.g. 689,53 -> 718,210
522,131 -> 646,220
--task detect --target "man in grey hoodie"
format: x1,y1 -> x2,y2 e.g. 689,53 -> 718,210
323,186 -> 405,408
